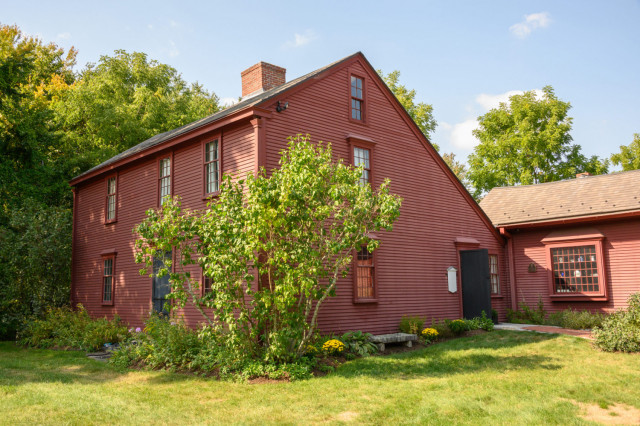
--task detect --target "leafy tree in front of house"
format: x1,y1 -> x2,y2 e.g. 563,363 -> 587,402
467,86 -> 609,198
378,70 -> 438,149
442,152 -> 471,192
611,133 -> 640,171
134,135 -> 402,363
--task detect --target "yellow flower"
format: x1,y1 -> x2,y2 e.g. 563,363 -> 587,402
322,339 -> 345,354
421,328 -> 439,340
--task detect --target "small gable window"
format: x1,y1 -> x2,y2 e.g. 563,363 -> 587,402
204,139 -> 220,195
105,176 -> 117,223
350,75 -> 364,121
159,157 -> 171,205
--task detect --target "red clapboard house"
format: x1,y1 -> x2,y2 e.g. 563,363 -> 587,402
70,52 -> 509,333
480,170 -> 640,314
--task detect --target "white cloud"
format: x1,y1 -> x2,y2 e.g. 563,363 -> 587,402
57,32 -> 71,40
509,12 -> 551,38
282,30 -> 318,48
169,20 -> 179,28
147,24 -> 153,30
450,119 -> 480,150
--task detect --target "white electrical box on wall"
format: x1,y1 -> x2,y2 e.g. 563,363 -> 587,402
447,266 -> 458,293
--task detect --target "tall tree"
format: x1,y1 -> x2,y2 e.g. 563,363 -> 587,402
52,50 -> 220,177
611,133 -> 640,171
467,86 -> 608,198
442,152 -> 471,191
378,70 -> 438,149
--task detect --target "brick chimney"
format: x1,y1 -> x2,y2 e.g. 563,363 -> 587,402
241,62 -> 286,98
576,172 -> 591,178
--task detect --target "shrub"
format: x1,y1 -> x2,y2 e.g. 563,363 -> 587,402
18,305 -> 129,351
340,331 -> 378,357
421,327 -> 439,342
448,319 -> 468,335
322,339 -> 345,355
506,298 -> 546,325
467,311 -> 494,331
547,308 -> 606,330
430,319 -> 454,339
399,315 -> 424,335
593,293 -> 640,353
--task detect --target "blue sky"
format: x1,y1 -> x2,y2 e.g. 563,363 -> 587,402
4,0 -> 639,164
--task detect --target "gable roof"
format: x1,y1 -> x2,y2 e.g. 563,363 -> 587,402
480,169 -> 640,227
72,52 -> 361,182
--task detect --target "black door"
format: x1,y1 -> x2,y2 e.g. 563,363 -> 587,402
152,251 -> 171,314
460,249 -> 491,319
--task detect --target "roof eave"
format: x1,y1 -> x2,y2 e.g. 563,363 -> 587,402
495,208 -> 640,229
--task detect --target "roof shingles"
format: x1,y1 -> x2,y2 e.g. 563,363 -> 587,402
479,170 -> 640,226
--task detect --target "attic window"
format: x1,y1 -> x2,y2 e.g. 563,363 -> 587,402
350,75 -> 364,121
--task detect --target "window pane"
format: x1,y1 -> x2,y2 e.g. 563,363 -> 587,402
205,140 -> 218,162
551,245 -> 599,293
107,195 -> 116,220
206,161 -> 219,193
107,178 -> 116,195
160,158 -> 170,178
103,276 -> 112,302
356,246 -> 374,298
160,176 -> 171,204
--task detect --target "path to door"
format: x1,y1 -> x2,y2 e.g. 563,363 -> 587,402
495,323 -> 593,340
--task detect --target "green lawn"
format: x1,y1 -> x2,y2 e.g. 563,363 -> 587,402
1,331 -> 639,425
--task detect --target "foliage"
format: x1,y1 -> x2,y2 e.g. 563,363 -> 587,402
18,305 -> 129,351
322,339 -> 345,355
611,133 -> 640,171
547,308 -> 606,330
377,69 -> 438,148
468,86 -> 609,198
134,135 -> 402,364
430,319 -> 454,339
442,152 -> 471,191
466,311 -> 495,331
0,200 -> 72,339
340,331 -> 378,357
399,315 -> 425,335
421,327 -> 439,342
593,293 -> 640,353
51,50 -> 220,177
506,298 -> 547,325
448,319 -> 469,335
491,308 -> 499,324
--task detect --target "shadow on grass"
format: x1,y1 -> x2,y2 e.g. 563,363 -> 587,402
0,341 -> 196,387
333,330 -> 563,379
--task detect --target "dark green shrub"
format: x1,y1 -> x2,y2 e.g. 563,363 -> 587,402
491,309 -> 499,324
430,319 -> 454,339
18,305 -> 129,351
399,315 -> 424,334
340,330 -> 378,357
593,293 -> 640,353
448,319 -> 469,335
547,308 -> 606,330
506,298 -> 546,324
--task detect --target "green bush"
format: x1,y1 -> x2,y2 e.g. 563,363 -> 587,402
506,298 -> 547,325
18,305 -> 129,351
340,331 -> 378,357
593,293 -> 640,353
467,311 -> 494,331
399,315 -> 424,334
547,308 -> 606,330
448,319 -> 469,335
430,319 -> 454,339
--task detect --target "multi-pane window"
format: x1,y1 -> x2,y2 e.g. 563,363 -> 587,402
203,275 -> 213,295
159,158 -> 171,205
103,257 -> 114,304
551,245 -> 599,293
351,76 -> 364,120
354,147 -> 371,185
106,177 -> 117,222
205,140 -> 220,194
356,246 -> 375,299
489,254 -> 500,294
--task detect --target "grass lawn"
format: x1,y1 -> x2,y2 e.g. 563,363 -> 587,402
1,331 -> 639,425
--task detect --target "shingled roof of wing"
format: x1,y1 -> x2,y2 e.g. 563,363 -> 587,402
73,52 -> 361,181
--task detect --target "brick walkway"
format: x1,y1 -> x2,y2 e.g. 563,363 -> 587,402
495,323 -> 593,340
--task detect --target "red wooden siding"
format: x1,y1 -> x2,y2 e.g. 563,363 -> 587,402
509,218 -> 640,313
72,55 -> 509,333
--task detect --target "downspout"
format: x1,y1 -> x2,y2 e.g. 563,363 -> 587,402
70,186 -> 77,307
500,227 -> 518,311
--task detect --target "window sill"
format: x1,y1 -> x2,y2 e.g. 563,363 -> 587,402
348,117 -> 369,127
353,298 -> 378,304
490,294 -> 504,299
550,294 -> 608,302
202,192 -> 220,201
101,301 -> 114,306
104,220 -> 117,225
